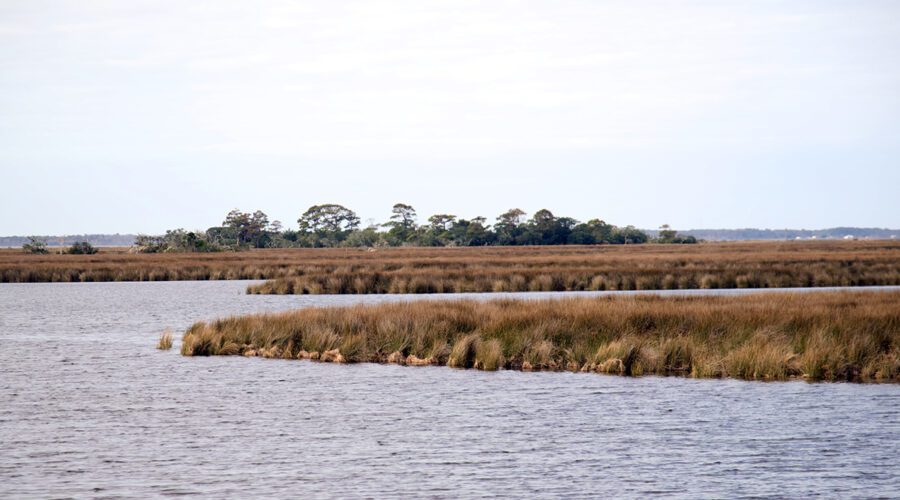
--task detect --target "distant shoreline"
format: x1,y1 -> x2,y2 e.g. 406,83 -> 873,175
2,227 -> 899,248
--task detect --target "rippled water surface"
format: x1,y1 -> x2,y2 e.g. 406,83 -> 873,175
1,281 -> 899,498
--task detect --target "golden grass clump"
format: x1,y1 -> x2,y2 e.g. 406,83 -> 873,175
157,329 -> 173,350
448,334 -> 479,369
522,340 -> 555,371
474,339 -> 505,371
721,331 -> 800,380
174,291 -> 900,383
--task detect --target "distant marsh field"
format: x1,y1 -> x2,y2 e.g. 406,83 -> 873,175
3,241 -> 899,294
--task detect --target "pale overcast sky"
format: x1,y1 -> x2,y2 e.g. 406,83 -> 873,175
1,0 -> 898,234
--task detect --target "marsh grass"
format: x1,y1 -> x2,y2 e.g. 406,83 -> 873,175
244,241 -> 900,294
474,339 -> 504,371
178,291 -> 900,383
448,334 -> 479,368
157,329 -> 173,350
4,242 -> 900,295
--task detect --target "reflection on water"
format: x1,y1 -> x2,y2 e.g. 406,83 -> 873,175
1,281 -> 899,497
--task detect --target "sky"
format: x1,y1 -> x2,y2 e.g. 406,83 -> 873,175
1,0 -> 899,235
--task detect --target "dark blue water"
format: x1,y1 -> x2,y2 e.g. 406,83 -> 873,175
1,281 -> 898,498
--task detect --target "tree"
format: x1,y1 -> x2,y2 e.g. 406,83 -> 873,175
495,208 -> 526,245
655,224 -> 697,244
134,235 -> 167,253
427,214 -> 456,231
658,224 -> 677,243
205,226 -> 240,247
223,209 -> 249,240
342,226 -> 381,247
568,219 -> 615,244
611,225 -> 649,244
419,214 -> 457,246
383,203 -> 418,244
22,236 -> 49,254
523,209 -> 574,245
249,210 -> 271,247
251,210 -> 270,231
567,225 -> 596,245
298,204 -> 360,247
223,209 -> 271,247
390,203 -> 417,228
459,216 -> 494,246
587,219 -> 614,243
66,241 -> 98,254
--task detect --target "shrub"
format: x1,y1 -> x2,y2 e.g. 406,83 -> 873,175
66,241 -> 98,255
22,237 -> 49,254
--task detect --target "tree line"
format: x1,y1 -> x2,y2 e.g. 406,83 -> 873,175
129,204 -> 695,252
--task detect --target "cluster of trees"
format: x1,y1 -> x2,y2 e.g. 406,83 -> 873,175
656,224 -> 698,244
284,204 -> 662,248
133,204 -> 693,252
22,237 -> 97,254
134,230 -> 228,253
135,210 -> 280,253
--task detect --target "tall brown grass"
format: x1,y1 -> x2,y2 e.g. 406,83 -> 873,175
243,241 -> 900,294
157,329 -> 173,350
178,291 -> 900,383
3,242 -> 900,294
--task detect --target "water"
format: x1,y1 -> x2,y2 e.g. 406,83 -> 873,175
1,281 -> 899,498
